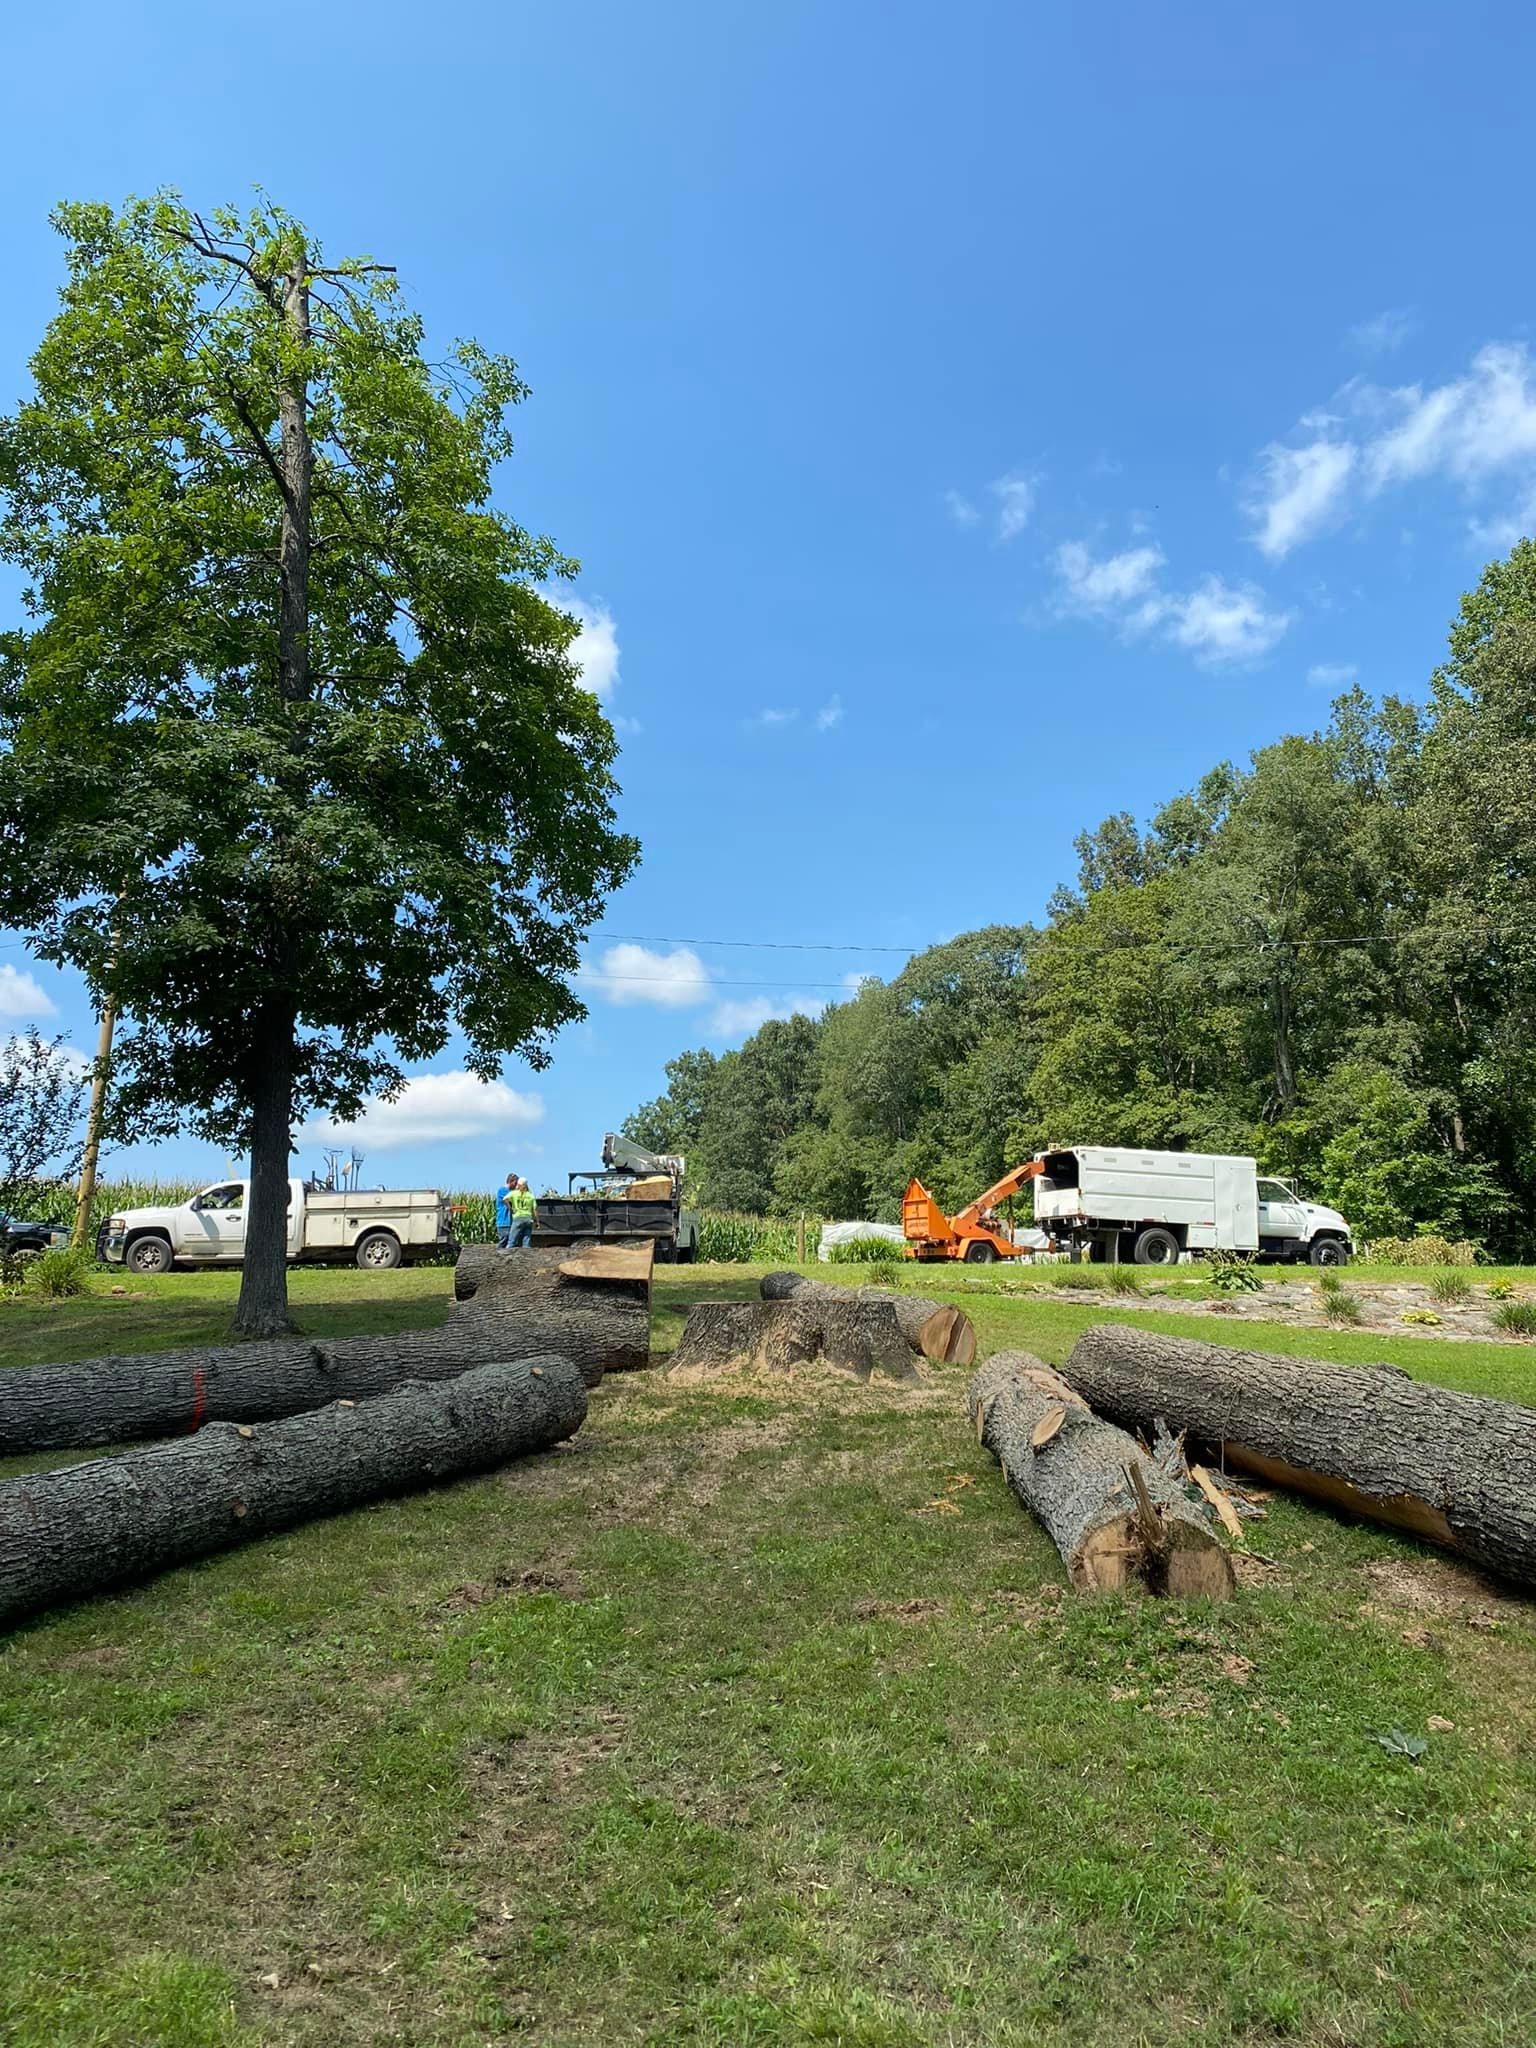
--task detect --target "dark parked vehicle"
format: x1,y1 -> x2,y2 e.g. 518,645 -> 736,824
0,1212 -> 72,1255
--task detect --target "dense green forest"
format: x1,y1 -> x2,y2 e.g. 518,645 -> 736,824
625,543 -> 1536,1254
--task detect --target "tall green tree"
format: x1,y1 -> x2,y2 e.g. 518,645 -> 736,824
0,197 -> 636,1332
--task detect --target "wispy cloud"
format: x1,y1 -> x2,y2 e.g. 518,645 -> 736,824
0,963 -> 57,1020
1248,341 -> 1536,557
303,1071 -> 543,1149
815,694 -> 843,732
991,473 -> 1036,541
1308,661 -> 1359,689
582,943 -> 711,1008
749,706 -> 799,731
943,488 -> 979,527
1348,307 -> 1416,357
1053,541 -> 1289,666
708,993 -> 826,1040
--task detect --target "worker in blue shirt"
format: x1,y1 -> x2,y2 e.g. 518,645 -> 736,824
494,1171 -> 517,1249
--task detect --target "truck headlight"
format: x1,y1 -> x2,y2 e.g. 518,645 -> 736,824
107,1217 -> 126,1232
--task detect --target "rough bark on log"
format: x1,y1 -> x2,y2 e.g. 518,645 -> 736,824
0,1249 -> 648,1454
967,1351 -> 1234,1597
1062,1322 -> 1536,1587
758,1271 -> 976,1366
452,1242 -> 653,1303
668,1298 -> 923,1384
0,1355 -> 587,1629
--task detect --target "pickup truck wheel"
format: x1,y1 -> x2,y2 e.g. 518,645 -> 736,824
126,1234 -> 174,1276
355,1230 -> 402,1271
1308,1236 -> 1349,1267
1132,1227 -> 1182,1266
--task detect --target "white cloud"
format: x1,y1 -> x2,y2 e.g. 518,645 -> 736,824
0,963 -> 58,1020
551,592 -> 620,701
304,1072 -> 544,1149
1308,661 -> 1359,689
991,473 -> 1036,541
1249,341 -> 1536,557
708,993 -> 826,1040
749,706 -> 799,730
611,713 -> 643,737
943,489 -> 979,527
1249,437 -> 1356,559
1053,541 -> 1289,668
815,694 -> 843,732
1349,308 -> 1416,357
583,943 -> 711,1008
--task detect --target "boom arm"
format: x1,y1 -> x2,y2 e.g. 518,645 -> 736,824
952,1160 -> 1044,1230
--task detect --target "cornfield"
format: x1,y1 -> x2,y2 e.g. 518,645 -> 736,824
694,1211 -> 815,1263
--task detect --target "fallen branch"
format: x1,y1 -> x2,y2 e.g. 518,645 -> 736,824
0,1355 -> 587,1629
1063,1322 -> 1536,1587
966,1351 -> 1235,1597
759,1270 -> 976,1365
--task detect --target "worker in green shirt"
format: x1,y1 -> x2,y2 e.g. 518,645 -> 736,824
508,1177 -> 536,1250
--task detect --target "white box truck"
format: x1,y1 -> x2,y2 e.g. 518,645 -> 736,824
1031,1147 -> 1353,1267
100,1177 -> 456,1276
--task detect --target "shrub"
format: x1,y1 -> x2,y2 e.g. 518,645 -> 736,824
1486,1280 -> 1516,1301
26,1245 -> 93,1299
1045,1263 -> 1105,1289
1319,1281 -> 1363,1323
1364,1235 -> 1481,1267
1205,1250 -> 1263,1295
827,1235 -> 907,1267
1430,1271 -> 1472,1305
1104,1264 -> 1143,1295
1400,1308 -> 1442,1326
1492,1300 -> 1536,1338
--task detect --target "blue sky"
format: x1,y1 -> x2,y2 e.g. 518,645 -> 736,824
2,0 -> 1533,1198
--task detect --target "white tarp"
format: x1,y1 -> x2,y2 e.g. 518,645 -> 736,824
817,1220 -> 906,1261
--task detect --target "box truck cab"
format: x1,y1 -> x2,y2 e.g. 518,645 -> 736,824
1031,1147 -> 1352,1267
101,1178 -> 456,1276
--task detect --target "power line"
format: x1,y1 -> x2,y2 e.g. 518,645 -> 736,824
592,930 -> 916,954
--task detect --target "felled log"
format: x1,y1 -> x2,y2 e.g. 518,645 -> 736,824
0,1355 -> 587,1628
668,1298 -> 923,1384
967,1351 -> 1234,1596
0,1247 -> 648,1455
1063,1322 -> 1536,1588
759,1270 -> 976,1365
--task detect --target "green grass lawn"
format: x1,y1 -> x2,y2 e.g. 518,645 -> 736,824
2,1264 -> 1535,2046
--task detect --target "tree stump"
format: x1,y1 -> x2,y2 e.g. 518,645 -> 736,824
0,1246 -> 649,1454
758,1271 -> 976,1365
1062,1322 -> 1536,1587
0,1354 -> 588,1628
967,1350 -> 1235,1597
668,1298 -> 924,1384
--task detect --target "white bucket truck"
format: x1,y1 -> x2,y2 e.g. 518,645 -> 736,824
101,1177 -> 456,1276
1031,1147 -> 1352,1267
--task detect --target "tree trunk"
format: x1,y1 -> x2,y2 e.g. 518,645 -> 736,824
967,1351 -> 1235,1597
668,1298 -> 922,1384
758,1270 -> 976,1365
0,1354 -> 586,1629
232,998 -> 297,1339
1062,1322 -> 1536,1588
0,1249 -> 647,1453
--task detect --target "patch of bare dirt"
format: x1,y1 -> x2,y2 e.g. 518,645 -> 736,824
1033,1278 -> 1536,1344
444,1565 -> 587,1611
1359,1555 -> 1528,1629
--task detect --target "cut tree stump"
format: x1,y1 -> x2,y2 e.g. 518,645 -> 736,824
1062,1322 -> 1536,1588
758,1271 -> 976,1366
967,1351 -> 1235,1597
0,1354 -> 588,1629
668,1298 -> 924,1384
0,1246 -> 649,1455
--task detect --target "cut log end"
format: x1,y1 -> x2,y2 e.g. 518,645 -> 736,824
669,1299 -> 924,1385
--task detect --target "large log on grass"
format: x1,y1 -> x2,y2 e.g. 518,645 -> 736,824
759,1271 -> 976,1365
669,1297 -> 923,1384
967,1351 -> 1234,1597
1062,1322 -> 1536,1587
0,1248 -> 648,1454
0,1354 -> 587,1628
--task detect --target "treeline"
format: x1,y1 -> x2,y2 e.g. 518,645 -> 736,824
625,543 -> 1536,1255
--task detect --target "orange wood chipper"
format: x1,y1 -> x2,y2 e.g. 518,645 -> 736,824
901,1160 -> 1045,1263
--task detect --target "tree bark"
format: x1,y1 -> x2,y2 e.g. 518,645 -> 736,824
0,1354 -> 586,1629
967,1351 -> 1235,1597
758,1270 -> 976,1365
0,1249 -> 647,1453
232,997 -> 297,1339
1062,1322 -> 1536,1588
668,1298 -> 923,1384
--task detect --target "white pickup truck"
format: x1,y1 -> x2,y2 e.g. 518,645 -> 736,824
101,1178 -> 456,1277
1032,1146 -> 1353,1266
